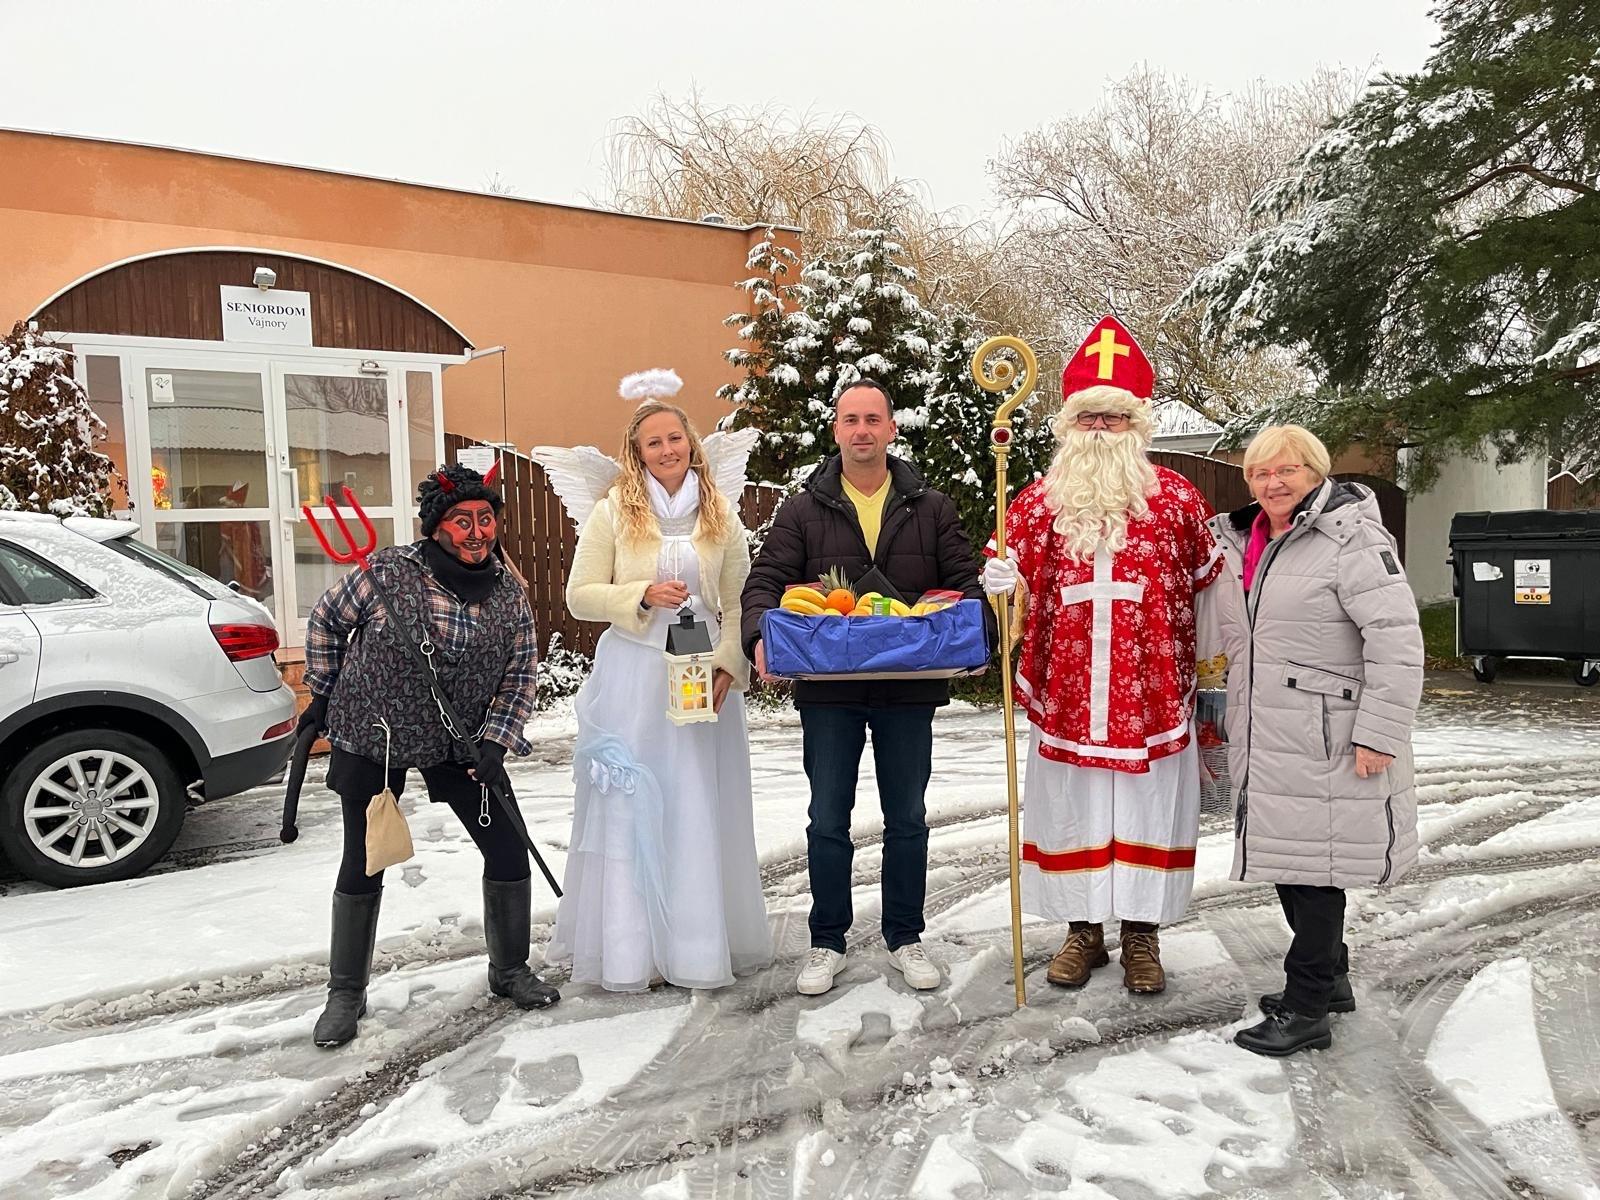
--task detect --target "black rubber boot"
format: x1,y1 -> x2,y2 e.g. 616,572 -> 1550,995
313,889 -> 383,1048
1260,973 -> 1355,1016
1234,1010 -> 1333,1057
483,876 -> 560,1010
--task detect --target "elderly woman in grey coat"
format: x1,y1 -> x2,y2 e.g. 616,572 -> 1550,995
1201,425 -> 1423,1057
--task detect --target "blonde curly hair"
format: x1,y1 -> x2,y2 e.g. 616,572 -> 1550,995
611,401 -> 732,545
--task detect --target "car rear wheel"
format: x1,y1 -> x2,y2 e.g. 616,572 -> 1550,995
0,729 -> 186,887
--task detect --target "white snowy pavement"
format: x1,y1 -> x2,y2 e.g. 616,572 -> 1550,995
2,694 -> 1599,1199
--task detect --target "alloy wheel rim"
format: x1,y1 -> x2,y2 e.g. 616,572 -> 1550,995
23,751 -> 159,869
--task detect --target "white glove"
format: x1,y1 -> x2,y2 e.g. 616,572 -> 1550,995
982,555 -> 1020,597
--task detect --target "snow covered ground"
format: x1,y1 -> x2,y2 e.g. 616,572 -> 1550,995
2,690 -> 1599,1199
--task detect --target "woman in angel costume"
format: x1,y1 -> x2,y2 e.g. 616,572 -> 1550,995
533,369 -> 773,991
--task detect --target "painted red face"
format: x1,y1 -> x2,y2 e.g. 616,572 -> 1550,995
434,500 -> 497,564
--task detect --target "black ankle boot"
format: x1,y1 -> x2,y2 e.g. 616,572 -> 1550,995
313,889 -> 383,1048
1260,973 -> 1355,1016
1234,1010 -> 1332,1057
482,876 -> 560,1010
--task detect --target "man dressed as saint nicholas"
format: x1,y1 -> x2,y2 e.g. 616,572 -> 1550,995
983,316 -> 1223,993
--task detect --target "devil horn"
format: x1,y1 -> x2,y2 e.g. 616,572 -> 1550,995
483,459 -> 501,487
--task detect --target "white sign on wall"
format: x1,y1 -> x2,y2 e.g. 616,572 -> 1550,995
455,445 -> 498,476
220,285 -> 313,345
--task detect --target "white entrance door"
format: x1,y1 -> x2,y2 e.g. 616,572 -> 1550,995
130,354 -> 281,622
270,362 -> 408,643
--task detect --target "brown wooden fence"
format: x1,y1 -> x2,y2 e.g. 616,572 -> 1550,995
450,436 -> 1415,655
1149,450 -> 1253,515
1549,473 -> 1600,510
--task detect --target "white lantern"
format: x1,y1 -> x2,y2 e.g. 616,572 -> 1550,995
664,609 -> 718,725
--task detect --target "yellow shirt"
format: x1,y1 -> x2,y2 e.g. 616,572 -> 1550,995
841,474 -> 892,558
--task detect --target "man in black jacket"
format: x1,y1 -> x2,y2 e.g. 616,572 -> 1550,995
742,379 -> 992,996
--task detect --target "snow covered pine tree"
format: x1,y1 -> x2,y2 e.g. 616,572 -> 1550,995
0,322 -> 116,516
916,313 -> 1054,552
1182,0 -> 1600,486
717,232 -> 822,483
719,223 -> 1052,549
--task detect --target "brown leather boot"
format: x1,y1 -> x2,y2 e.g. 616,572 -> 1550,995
1046,924 -> 1108,987
1120,923 -> 1166,994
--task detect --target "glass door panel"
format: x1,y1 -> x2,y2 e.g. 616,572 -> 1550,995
284,374 -> 392,507
272,366 -> 402,642
157,521 -> 276,607
291,518 -> 395,620
145,368 -> 271,511
133,359 -> 282,624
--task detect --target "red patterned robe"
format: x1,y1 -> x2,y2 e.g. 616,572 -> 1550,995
995,467 -> 1223,770
989,466 -> 1224,922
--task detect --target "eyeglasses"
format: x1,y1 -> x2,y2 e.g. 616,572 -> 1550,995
1075,412 -> 1130,429
1246,464 -> 1308,484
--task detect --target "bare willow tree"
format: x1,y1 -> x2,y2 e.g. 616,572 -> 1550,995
599,89 -> 900,245
990,66 -> 1360,424
599,90 -> 1046,349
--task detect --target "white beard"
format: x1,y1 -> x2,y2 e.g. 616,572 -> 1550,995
1040,427 -> 1159,561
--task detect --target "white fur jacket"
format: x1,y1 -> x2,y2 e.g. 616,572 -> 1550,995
565,496 -> 751,689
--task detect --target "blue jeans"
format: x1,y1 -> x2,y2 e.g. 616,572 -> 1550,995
799,704 -> 935,952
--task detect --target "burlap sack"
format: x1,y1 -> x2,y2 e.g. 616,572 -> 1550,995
365,787 -> 414,875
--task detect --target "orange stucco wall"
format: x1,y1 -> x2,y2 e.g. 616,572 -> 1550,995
0,129 -> 794,452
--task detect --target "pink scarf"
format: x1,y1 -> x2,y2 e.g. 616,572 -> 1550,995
1241,510 -> 1274,591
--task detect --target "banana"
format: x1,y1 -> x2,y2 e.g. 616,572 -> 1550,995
887,599 -> 911,617
783,586 -> 829,607
819,608 -> 843,618
780,597 -> 826,615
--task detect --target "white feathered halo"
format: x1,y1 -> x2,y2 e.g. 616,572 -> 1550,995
619,368 -> 684,405
531,426 -> 762,532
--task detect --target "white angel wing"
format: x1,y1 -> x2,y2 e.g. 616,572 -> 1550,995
529,444 -> 621,530
702,427 -> 762,502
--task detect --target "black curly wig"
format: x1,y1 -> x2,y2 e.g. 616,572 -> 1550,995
417,463 -> 503,536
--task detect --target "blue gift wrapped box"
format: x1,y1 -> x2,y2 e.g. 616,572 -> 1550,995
761,598 -> 990,680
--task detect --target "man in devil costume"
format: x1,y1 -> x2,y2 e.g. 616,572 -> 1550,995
300,462 -> 558,1048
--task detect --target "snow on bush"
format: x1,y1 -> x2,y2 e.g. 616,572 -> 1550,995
534,633 -> 591,710
0,322 -> 118,516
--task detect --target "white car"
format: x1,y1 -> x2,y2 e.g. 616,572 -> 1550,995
0,511 -> 297,887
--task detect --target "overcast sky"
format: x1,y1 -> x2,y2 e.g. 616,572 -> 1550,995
1,1 -> 1441,216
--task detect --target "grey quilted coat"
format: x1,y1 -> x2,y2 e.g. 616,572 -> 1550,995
1201,480 -> 1424,887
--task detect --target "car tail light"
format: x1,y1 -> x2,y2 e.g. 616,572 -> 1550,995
262,718 -> 296,740
211,622 -> 279,662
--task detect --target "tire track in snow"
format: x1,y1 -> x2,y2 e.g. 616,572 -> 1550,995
182,847 -> 1014,1199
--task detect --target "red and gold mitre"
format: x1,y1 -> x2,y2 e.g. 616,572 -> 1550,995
1060,315 -> 1154,403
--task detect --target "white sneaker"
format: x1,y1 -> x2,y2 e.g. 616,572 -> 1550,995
887,942 -> 941,990
796,947 -> 847,995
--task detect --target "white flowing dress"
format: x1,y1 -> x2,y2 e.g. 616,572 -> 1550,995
548,497 -> 773,992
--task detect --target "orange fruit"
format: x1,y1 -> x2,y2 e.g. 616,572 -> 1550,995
825,588 -> 856,615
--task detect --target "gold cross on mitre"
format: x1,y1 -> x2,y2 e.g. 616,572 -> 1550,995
1083,327 -> 1130,380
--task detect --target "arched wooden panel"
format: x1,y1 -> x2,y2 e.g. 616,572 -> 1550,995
32,250 -> 470,355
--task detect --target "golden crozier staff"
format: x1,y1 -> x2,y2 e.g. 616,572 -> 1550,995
971,335 -> 1037,1008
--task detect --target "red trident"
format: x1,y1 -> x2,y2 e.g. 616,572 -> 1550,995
303,484 -> 379,572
